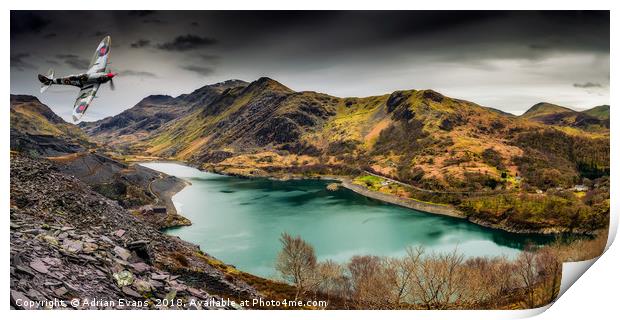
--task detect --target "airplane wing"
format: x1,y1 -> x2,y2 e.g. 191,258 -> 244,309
87,36 -> 111,74
72,84 -> 100,122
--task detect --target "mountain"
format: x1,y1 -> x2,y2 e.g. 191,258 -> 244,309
80,78 -> 608,195
8,80 -> 610,306
8,96 -> 336,309
9,95 -> 189,226
10,77 -> 610,236
519,102 -> 609,130
10,95 -> 92,156
9,77 -> 610,238
520,102 -> 574,119
74,79 -> 609,233
79,79 -> 249,148
582,104 -> 610,120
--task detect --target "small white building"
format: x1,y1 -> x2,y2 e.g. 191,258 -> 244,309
573,185 -> 589,192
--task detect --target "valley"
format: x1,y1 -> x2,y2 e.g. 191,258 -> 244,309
79,77 -> 610,235
9,78 -> 610,309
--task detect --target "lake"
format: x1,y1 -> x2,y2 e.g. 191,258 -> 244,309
140,162 -> 555,278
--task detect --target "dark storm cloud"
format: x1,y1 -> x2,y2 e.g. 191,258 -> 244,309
128,10 -> 156,17
181,65 -> 215,76
10,12 -> 51,35
56,54 -> 90,70
198,54 -> 220,62
529,44 -> 551,50
574,82 -> 602,88
43,33 -> 57,39
351,11 -> 606,61
143,19 -> 166,24
363,11 -> 505,41
219,11 -> 607,62
11,53 -> 35,70
120,70 -> 158,78
157,34 -> 217,51
9,11 -> 610,121
130,39 -> 151,48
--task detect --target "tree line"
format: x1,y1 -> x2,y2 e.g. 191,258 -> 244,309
275,231 -> 606,309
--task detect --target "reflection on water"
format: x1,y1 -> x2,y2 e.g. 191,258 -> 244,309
140,162 -> 558,278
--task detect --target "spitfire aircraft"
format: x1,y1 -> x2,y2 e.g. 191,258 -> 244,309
37,36 -> 116,122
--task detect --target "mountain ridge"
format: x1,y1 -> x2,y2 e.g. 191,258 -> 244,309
519,102 -> 609,130
29,77 -> 610,195
10,80 -> 611,234
582,104 -> 610,120
10,94 -> 92,156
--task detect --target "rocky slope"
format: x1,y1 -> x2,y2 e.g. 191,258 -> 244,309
10,96 -> 191,228
10,96 -> 314,310
10,95 -> 93,156
10,155 -> 260,309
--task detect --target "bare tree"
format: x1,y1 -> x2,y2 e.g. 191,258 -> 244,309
384,256 -> 416,305
347,255 -> 393,308
535,246 -> 562,303
272,232 -> 606,310
275,232 -> 317,300
494,257 -> 519,296
410,248 -> 465,309
315,259 -> 348,306
462,256 -> 496,303
515,246 -> 538,308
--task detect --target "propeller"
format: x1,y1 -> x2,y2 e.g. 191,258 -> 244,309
106,70 -> 117,90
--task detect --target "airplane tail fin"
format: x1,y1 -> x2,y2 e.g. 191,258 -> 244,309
37,68 -> 54,93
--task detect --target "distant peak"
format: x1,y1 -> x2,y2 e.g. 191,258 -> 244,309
522,102 -> 575,118
256,76 -> 277,83
10,94 -> 41,104
529,102 -> 570,110
209,79 -> 249,88
581,104 -> 610,120
187,79 -> 250,97
137,95 -> 174,105
418,89 -> 445,103
10,94 -> 65,125
247,77 -> 293,92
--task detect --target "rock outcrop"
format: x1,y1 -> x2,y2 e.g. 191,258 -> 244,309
10,155 -> 259,310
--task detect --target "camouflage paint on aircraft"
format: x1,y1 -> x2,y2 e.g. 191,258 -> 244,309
37,36 -> 116,122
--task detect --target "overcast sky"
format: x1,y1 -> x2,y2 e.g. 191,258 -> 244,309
10,11 -> 609,122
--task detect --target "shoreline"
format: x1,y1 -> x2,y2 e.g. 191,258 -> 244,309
134,162 -> 193,229
338,177 -> 465,219
132,159 -> 595,236
332,177 -> 584,235
336,178 -> 595,235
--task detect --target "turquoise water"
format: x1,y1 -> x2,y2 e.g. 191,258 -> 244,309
140,162 -> 555,278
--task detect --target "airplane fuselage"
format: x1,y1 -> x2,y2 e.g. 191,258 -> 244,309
36,35 -> 113,122
46,72 -> 114,88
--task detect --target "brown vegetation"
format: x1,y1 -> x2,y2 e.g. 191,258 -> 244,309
275,232 -> 318,300
274,232 -> 607,309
